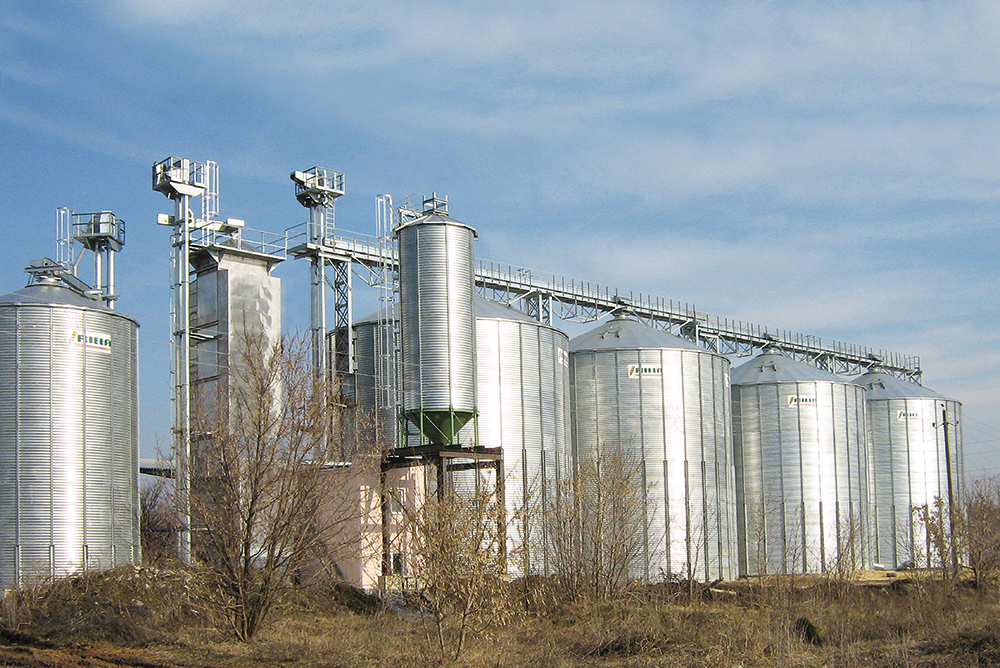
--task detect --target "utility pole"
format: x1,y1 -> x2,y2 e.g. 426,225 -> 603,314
941,403 -> 959,579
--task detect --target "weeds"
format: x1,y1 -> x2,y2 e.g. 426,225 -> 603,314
4,569 -> 1000,667
0,565 -> 204,645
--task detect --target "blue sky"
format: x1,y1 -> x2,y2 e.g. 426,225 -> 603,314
2,0 -> 998,477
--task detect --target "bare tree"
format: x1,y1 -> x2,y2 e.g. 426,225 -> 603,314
140,480 -> 178,565
545,445 -> 648,600
189,332 -> 369,640
404,481 -> 510,661
957,476 -> 1000,588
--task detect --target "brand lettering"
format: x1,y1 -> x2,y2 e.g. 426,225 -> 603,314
788,396 -> 817,407
70,332 -> 112,353
628,364 -> 662,378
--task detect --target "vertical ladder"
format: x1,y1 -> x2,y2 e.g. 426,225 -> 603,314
374,194 -> 399,449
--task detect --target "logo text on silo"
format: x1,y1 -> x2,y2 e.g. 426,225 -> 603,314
897,410 -> 919,420
788,396 -> 817,407
628,364 -> 662,378
70,331 -> 112,353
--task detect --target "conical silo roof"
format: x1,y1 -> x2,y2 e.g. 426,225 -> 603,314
854,370 -> 950,401
474,297 -> 537,323
0,277 -> 111,311
0,277 -> 138,327
730,351 -> 848,385
394,209 -> 478,237
354,307 -> 392,326
570,315 -> 702,353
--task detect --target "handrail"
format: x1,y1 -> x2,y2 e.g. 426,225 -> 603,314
191,222 -> 922,378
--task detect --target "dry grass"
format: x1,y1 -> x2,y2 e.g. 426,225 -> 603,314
2,569 -> 1000,667
0,565 -> 205,645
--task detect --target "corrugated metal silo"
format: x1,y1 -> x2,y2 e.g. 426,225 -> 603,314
732,352 -> 870,576
351,308 -> 400,450
854,371 -> 963,569
570,315 -> 738,581
0,277 -> 139,589
397,207 -> 478,445
457,299 -> 571,575
353,299 -> 572,574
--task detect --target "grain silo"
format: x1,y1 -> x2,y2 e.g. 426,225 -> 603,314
854,370 -> 963,569
350,308 -> 400,450
458,299 -> 572,575
570,314 -> 737,581
732,352 -> 870,576
354,299 -> 572,575
0,275 -> 140,589
397,200 -> 478,445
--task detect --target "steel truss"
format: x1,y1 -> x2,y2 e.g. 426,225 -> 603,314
326,228 -> 922,383
288,167 -> 352,381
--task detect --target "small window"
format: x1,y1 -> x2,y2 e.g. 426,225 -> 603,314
390,490 -> 405,514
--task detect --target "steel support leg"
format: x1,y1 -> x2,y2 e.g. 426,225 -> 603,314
310,256 -> 327,379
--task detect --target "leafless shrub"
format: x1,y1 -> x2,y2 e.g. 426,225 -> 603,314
403,481 -> 513,661
916,495 -> 957,581
140,480 -> 178,565
913,477 -> 1000,591
544,445 -> 648,601
0,566 -> 203,644
957,476 -> 1000,588
828,513 -> 865,591
189,331 -> 376,641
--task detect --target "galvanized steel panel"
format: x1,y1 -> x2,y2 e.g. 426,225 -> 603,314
398,216 -> 478,423
0,286 -> 140,589
733,354 -> 870,577
350,315 -> 400,449
457,311 -> 572,576
569,318 -> 737,581
857,371 -> 963,569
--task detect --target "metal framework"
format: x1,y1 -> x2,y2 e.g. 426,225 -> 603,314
152,156 -> 208,565
153,156 -> 286,564
325,229 -> 922,382
55,208 -> 126,309
373,194 -> 400,449
288,167 -> 350,381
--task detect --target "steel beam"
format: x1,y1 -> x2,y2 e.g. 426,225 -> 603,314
327,231 -> 922,382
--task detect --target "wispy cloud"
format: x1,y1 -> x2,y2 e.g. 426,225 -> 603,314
3,1 -> 999,470
484,220 -> 995,351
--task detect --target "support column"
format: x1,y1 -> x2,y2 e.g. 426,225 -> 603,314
310,255 -> 327,379
173,194 -> 193,565
332,259 -> 354,377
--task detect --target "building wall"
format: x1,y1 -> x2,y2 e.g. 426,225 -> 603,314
190,248 -> 282,442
